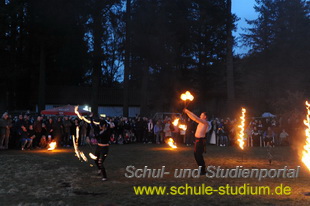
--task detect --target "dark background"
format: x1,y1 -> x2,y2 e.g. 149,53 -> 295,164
0,0 -> 309,118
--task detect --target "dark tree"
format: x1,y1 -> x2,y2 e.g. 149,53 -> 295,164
241,0 -> 310,114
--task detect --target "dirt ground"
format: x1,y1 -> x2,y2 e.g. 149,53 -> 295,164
1,144 -> 310,206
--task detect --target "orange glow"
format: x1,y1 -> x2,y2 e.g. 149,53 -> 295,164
237,108 -> 246,150
172,118 -> 179,126
180,91 -> 194,101
167,138 -> 177,149
302,101 -> 310,171
47,142 -> 57,151
178,124 -> 187,131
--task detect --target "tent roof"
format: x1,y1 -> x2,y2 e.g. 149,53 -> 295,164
41,105 -> 90,116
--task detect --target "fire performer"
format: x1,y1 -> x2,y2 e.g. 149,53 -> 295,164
94,120 -> 111,181
183,108 -> 209,175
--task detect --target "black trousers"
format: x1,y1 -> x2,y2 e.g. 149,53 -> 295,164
94,145 -> 109,178
194,138 -> 206,173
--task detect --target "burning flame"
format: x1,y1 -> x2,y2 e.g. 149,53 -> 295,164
72,126 -> 89,162
302,101 -> 310,171
237,108 -> 246,150
72,135 -> 80,159
167,138 -> 177,149
178,124 -> 187,131
47,142 -> 56,151
80,152 -> 88,162
172,118 -> 179,126
74,106 -> 100,125
89,153 -> 98,160
180,91 -> 194,101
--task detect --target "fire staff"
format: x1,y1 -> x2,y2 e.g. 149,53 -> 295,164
183,108 -> 209,175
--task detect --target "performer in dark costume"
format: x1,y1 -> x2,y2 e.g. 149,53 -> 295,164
94,120 -> 111,181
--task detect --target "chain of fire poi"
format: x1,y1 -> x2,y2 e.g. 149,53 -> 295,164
302,101 -> 310,171
237,108 -> 246,150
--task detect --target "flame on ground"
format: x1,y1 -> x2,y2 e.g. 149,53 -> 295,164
47,142 -> 57,151
167,138 -> 177,149
172,118 -> 179,126
237,108 -> 246,150
302,101 -> 310,171
180,91 -> 194,101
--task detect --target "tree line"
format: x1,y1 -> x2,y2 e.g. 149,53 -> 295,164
0,0 -> 309,117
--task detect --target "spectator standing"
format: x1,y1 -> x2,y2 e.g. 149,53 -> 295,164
251,126 -> 261,147
54,117 -> 63,146
33,116 -> 43,148
154,120 -> 162,144
279,129 -> 289,146
46,117 -> 55,143
80,120 -> 88,146
163,120 -> 173,143
209,119 -> 217,145
147,119 -> 154,144
0,112 -> 9,149
135,117 -> 143,143
63,116 -> 72,147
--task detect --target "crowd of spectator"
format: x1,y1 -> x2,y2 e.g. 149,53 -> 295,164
207,115 -> 302,147
0,111 -> 303,151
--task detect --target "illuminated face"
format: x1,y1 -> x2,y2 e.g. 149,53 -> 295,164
200,113 -> 206,119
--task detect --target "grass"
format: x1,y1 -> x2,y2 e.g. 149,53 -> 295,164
1,144 -> 310,206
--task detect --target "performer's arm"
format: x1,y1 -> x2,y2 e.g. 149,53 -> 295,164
183,109 -> 208,125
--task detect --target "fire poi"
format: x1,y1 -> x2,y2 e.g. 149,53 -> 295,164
180,91 -> 194,108
74,106 -> 100,125
237,108 -> 246,150
302,101 -> 310,171
74,106 -> 100,162
166,91 -> 195,149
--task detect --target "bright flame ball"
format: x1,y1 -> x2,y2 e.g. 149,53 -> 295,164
180,91 -> 194,101
172,118 -> 179,126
